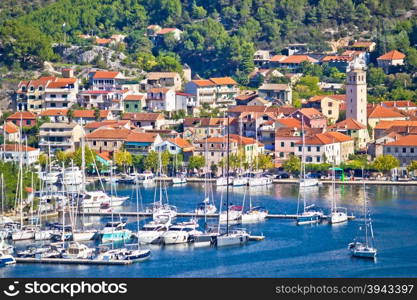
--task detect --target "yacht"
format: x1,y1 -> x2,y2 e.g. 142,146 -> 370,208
299,177 -> 319,187
248,176 -> 272,186
39,169 -> 61,185
99,221 -> 132,243
135,172 -> 155,185
216,229 -> 249,247
241,206 -> 268,223
61,166 -> 84,185
34,229 -> 55,241
195,198 -> 217,215
329,166 -> 348,224
219,205 -> 243,224
0,237 -> 15,265
117,174 -> 136,184
11,225 -> 37,241
172,176 -> 187,185
80,191 -> 128,209
137,218 -> 171,244
72,229 -> 97,241
147,203 -> 178,221
215,177 -> 230,186
232,177 -> 248,187
296,205 -> 324,225
62,242 -> 94,259
162,219 -> 201,245
348,174 -> 377,259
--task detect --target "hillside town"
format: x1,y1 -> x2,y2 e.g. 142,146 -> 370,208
0,39 -> 416,180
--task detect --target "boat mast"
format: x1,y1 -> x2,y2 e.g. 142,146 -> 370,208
301,115 -> 306,213
332,139 -> 336,213
226,116 -> 230,235
110,160 -> 114,250
363,167 -> 368,246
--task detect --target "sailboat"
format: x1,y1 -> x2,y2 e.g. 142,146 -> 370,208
329,155 -> 348,224
232,116 -> 248,187
0,236 -> 15,265
195,137 -> 217,215
99,162 -> 132,243
295,116 -> 323,225
146,151 -> 177,220
216,117 -> 249,247
348,170 -> 377,259
172,153 -> 187,185
241,188 -> 268,223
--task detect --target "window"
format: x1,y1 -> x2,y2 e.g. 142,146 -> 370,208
114,142 -> 117,146
316,156 -> 321,162
328,110 -> 332,115
316,146 -> 320,151
93,141 -> 96,146
298,146 -> 302,152
280,142 -> 284,147
411,148 -> 415,153
328,102 -> 333,107
125,104 -> 129,109
290,142 -> 294,147
306,156 -> 313,162
395,147 -> 398,153
211,152 -> 214,156
279,152 -> 284,158
63,103 -> 68,107
403,148 -> 406,153
307,146 -> 311,152
26,120 -> 31,125
104,142 -> 108,146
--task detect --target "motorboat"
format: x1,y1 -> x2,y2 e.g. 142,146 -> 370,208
39,169 -> 60,185
34,229 -> 55,241
215,177 -> 230,186
117,174 -> 136,184
62,242 -> 94,259
299,178 -> 319,187
195,197 -> 217,215
99,221 -> 132,243
248,176 -> 273,186
232,177 -> 248,187
162,219 -> 201,245
135,172 -> 155,185
219,205 -> 243,224
216,229 -> 249,247
61,166 -> 84,185
137,218 -> 171,244
0,237 -> 15,265
241,206 -> 268,223
72,229 -> 97,241
172,176 -> 187,185
80,191 -> 128,209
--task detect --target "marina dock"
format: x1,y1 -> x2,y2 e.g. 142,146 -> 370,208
81,211 -> 355,220
15,257 -> 133,265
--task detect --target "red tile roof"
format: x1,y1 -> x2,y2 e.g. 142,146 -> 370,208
296,108 -> 326,119
270,55 -> 287,62
125,132 -> 158,143
191,80 -> 216,87
280,55 -> 318,64
367,105 -> 406,119
73,110 -> 111,119
92,71 -> 120,79
329,118 -> 366,130
168,137 -> 193,150
122,112 -> 163,121
86,128 -> 132,140
229,134 -> 264,146
209,77 -> 237,85
374,120 -> 417,130
97,151 -> 112,161
148,87 -> 171,94
0,144 -> 37,152
157,28 -> 178,35
40,109 -> 68,117
381,100 -> 416,108
2,121 -> 19,134
85,120 -> 131,130
321,55 -> 353,62
276,118 -> 302,128
308,94 -> 347,103
184,117 -> 230,127
385,135 -> 417,146
377,50 -> 405,60
296,132 -> 352,145
7,111 -> 36,120
124,94 -> 145,101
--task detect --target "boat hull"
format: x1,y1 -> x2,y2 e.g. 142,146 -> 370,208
100,230 -> 132,243
216,234 -> 249,247
12,230 -> 35,241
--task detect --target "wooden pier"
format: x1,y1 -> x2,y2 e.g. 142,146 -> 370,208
15,257 -> 132,265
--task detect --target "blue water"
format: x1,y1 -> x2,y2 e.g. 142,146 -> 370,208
2,183 -> 417,278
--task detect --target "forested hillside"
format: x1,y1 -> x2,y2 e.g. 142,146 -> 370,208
0,0 -> 416,81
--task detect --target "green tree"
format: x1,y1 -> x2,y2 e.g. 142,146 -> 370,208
144,150 -> 159,172
66,109 -> 74,123
37,153 -> 48,170
257,153 -> 274,171
72,145 -> 95,168
187,155 -> 205,173
153,54 -> 183,74
114,150 -> 133,173
407,160 -> 417,175
368,67 -> 386,86
372,155 -> 400,176
94,108 -> 101,121
282,154 -> 301,175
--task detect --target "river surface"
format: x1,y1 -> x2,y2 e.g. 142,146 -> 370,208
1,182 -> 417,278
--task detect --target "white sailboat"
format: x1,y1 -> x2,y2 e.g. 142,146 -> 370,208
241,189 -> 268,223
216,117 -> 249,247
296,115 -> 323,225
0,236 -> 15,265
329,158 -> 348,224
162,219 -> 201,245
348,170 -> 377,259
